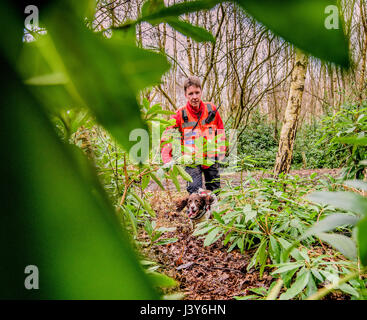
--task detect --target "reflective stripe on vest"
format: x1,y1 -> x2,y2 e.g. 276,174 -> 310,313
182,108 -> 188,122
203,103 -> 213,125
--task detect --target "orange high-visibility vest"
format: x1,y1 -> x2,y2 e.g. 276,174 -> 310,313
178,103 -> 226,163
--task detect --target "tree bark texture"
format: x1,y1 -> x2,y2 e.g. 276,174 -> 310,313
274,50 -> 308,175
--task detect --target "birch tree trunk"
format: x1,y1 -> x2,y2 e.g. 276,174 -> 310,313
274,50 -> 309,175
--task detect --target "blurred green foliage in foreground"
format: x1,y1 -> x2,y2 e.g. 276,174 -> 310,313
0,0 -> 353,299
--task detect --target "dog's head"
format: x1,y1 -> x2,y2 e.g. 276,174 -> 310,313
176,189 -> 216,219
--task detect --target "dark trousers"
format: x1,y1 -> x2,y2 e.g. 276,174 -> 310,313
185,163 -> 221,194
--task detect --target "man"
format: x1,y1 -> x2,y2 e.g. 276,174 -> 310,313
161,76 -> 226,194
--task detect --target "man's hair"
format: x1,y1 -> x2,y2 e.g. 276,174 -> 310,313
184,76 -> 201,92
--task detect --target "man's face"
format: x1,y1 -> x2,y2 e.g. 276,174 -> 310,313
185,85 -> 202,108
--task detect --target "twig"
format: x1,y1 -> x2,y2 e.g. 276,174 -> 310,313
157,84 -> 177,111
266,278 -> 284,300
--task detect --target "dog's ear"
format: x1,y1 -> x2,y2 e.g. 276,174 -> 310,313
204,193 -> 216,206
176,197 -> 188,212
200,193 -> 212,206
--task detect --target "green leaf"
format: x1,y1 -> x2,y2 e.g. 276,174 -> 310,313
174,165 -> 193,182
310,172 -> 318,179
154,110 -> 176,115
141,174 -> 151,190
149,117 -> 175,125
234,295 -> 261,300
193,225 -> 216,236
146,103 -> 163,116
140,259 -> 157,266
156,226 -> 176,233
317,232 -> 357,260
146,271 -> 178,288
141,0 -> 165,18
258,240 -> 268,278
149,172 -> 165,190
337,136 -> 367,145
279,269 -> 310,300
25,72 -> 68,86
234,0 -> 349,67
125,206 -> 138,236
138,0 -> 221,23
269,235 -> 280,263
357,217 -> 367,266
299,248 -> 310,263
248,238 -> 267,271
278,237 -> 303,261
165,17 -> 215,43
18,39 -> 83,113
144,219 -> 154,236
144,200 -> 156,217
223,231 -> 233,246
151,231 -> 163,243
305,275 -> 317,297
282,267 -> 300,289
243,204 -> 257,223
310,268 -> 324,282
338,283 -> 359,297
0,53 -> 157,298
153,238 -> 178,246
169,169 -> 181,192
43,2 -> 170,156
131,192 -> 156,217
271,263 -> 303,275
249,287 -> 267,296
204,227 -> 221,246
212,210 -> 225,224
344,180 -> 367,192
237,236 -> 245,253
300,213 -> 360,241
163,292 -> 185,300
307,191 -> 367,216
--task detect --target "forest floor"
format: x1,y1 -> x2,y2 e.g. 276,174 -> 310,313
139,168 -> 347,300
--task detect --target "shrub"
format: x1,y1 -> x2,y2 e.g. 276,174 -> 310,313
236,110 -> 342,170
318,103 -> 367,179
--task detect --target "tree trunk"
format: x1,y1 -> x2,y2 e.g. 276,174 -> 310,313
274,50 -> 309,175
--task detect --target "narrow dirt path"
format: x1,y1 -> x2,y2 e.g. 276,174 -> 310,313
140,168 -> 344,300
139,190 -> 272,300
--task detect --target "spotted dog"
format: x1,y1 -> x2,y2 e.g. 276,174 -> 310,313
176,188 -> 218,226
